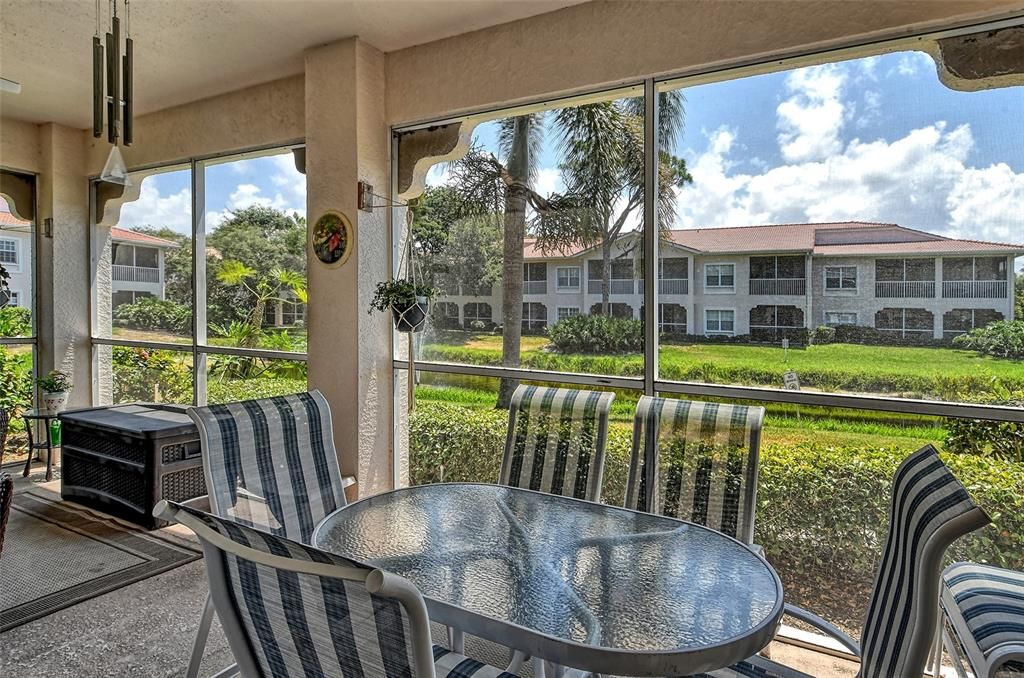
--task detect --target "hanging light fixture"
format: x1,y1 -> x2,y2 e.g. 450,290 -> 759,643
93,0 -> 133,185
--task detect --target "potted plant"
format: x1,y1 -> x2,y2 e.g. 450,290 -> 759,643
368,279 -> 436,332
38,370 -> 73,414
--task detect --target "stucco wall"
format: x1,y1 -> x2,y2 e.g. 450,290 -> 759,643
0,117 -> 42,174
385,0 -> 1024,125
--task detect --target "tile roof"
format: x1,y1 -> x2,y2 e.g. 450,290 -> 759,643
524,221 -> 1024,258
110,227 -> 179,247
1,210 -> 177,247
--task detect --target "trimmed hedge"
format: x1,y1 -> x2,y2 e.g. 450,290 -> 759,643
114,297 -> 192,333
410,401 -> 1024,624
549,314 -> 643,354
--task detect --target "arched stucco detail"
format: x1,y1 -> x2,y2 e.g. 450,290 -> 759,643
292,146 -> 306,175
94,176 -> 143,226
927,26 -> 1024,92
396,120 -> 478,201
0,170 -> 35,222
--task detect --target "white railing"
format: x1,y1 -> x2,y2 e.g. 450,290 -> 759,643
588,279 -> 636,295
749,278 -> 806,296
875,281 -> 935,298
942,280 -> 1008,299
524,280 -> 547,295
659,322 -> 687,334
112,264 -> 160,283
659,279 -> 689,295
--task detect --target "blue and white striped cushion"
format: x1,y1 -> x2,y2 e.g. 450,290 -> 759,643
500,385 -> 615,501
943,562 -> 1024,665
858,444 -> 985,678
190,390 -> 347,544
625,397 -> 764,543
432,646 -> 519,677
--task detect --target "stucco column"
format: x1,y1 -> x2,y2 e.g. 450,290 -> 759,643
36,123 -> 92,407
305,38 -> 393,496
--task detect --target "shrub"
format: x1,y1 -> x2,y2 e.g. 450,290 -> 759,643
0,306 -> 32,337
834,324 -> 949,347
207,376 -> 307,403
548,314 -> 643,354
809,325 -> 836,345
0,347 -> 32,414
112,346 -> 193,403
114,297 -> 191,333
953,320 -> 1024,359
944,386 -> 1024,463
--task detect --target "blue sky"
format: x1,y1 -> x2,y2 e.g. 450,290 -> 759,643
123,49 -> 1021,250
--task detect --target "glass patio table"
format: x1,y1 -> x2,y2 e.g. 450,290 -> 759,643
312,483 -> 784,676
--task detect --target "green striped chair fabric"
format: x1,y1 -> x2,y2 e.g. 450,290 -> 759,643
625,396 -> 765,544
499,385 -> 615,502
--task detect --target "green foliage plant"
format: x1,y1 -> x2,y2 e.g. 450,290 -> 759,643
113,297 -> 191,333
953,319 -> 1024,360
0,348 -> 32,414
112,346 -> 192,403
367,279 -> 436,314
548,314 -> 643,353
37,369 -> 72,393
0,306 -> 32,337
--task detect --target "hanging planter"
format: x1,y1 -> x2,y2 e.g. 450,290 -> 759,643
368,280 -> 435,333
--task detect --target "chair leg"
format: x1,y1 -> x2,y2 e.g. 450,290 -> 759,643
187,593 -> 216,678
507,650 -> 528,674
929,617 -> 943,677
447,627 -> 465,655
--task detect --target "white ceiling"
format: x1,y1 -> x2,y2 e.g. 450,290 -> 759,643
0,0 -> 586,128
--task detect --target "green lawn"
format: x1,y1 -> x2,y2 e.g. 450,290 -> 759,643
420,331 -> 1024,399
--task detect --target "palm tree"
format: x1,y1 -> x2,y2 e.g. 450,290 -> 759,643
216,260 -> 307,346
536,91 -> 692,314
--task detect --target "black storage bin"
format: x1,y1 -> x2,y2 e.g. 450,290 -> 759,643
60,403 -> 206,529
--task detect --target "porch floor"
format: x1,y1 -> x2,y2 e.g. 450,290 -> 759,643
1,465 -> 860,678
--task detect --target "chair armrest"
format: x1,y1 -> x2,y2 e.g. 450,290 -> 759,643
784,603 -> 861,657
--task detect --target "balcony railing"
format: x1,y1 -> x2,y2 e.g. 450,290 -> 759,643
875,281 -> 935,298
112,264 -> 160,283
942,280 -> 1008,299
588,279 -> 636,295
749,278 -> 806,296
524,281 -> 547,295
659,279 -> 689,295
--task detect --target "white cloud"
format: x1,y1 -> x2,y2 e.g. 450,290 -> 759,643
776,64 -> 847,163
894,51 -> 934,77
674,120 -> 1024,242
119,178 -> 192,234
206,182 -> 299,228
534,167 -> 563,197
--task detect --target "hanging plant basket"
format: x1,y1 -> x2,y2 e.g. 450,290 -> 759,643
392,296 -> 430,333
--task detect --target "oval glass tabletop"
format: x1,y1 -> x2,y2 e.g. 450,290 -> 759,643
313,483 -> 784,675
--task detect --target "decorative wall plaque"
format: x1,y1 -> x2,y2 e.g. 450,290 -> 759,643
311,210 -> 354,267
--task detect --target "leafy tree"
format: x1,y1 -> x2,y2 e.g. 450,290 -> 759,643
535,92 -> 692,314
215,260 -> 307,346
1016,272 -> 1023,320
207,206 -> 305,273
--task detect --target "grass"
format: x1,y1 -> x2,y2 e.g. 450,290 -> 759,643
421,330 -> 1024,398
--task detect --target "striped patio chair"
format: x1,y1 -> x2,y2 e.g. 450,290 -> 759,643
624,396 -> 765,544
185,390 -> 349,678
935,562 -> 1024,677
697,444 -> 991,678
156,500 -> 518,678
499,385 -> 615,502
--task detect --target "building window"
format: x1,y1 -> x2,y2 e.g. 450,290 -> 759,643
875,307 -> 934,337
705,309 -> 735,335
6,291 -> 19,307
522,303 -> 548,332
943,309 -> 1004,338
750,305 -> 804,341
463,302 -> 492,328
431,301 -> 460,329
589,302 -> 634,319
557,306 -> 580,321
825,311 -> 858,326
0,238 -> 18,266
750,255 -> 805,279
659,303 -> 687,335
556,266 -> 580,290
825,266 -> 857,291
705,263 -> 735,289
524,262 -> 547,295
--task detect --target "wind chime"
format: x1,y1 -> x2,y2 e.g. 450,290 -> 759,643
92,0 -> 133,185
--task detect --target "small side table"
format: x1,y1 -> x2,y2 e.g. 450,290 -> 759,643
22,410 -> 58,482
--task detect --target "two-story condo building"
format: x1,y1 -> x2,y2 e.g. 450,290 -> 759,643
1,209 -> 178,311
433,221 -> 1023,341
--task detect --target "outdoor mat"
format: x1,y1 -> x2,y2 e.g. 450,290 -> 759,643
0,490 -> 201,631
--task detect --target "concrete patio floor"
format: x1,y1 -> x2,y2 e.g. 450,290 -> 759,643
1,464 -> 860,678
